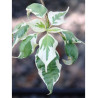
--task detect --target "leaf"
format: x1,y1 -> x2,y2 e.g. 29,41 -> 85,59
47,27 -> 65,33
61,31 -> 84,44
28,19 -> 46,33
35,51 -> 62,94
13,23 -> 23,34
18,34 -> 37,59
63,43 -> 78,65
26,3 -> 47,18
48,7 -> 69,26
12,23 -> 29,48
37,34 -> 58,72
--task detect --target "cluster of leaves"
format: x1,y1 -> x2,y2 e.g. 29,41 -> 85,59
12,3 -> 84,94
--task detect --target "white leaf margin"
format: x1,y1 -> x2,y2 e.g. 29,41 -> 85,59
27,19 -> 46,33
47,27 -> 65,33
20,33 -> 37,55
48,7 -> 69,26
12,23 -> 29,48
35,51 -> 62,94
28,33 -> 38,53
26,3 -> 47,18
37,34 -> 58,72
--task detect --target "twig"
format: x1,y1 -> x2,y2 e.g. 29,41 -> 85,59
58,32 -> 64,38
40,0 -> 50,28
40,0 -> 45,6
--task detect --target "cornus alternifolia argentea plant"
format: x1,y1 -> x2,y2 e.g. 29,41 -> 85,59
12,1 -> 84,95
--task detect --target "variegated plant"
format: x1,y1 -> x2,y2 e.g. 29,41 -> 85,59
12,1 -> 84,95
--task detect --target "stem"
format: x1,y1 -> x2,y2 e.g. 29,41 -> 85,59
58,32 -> 64,38
40,0 -> 45,6
40,0 -> 50,28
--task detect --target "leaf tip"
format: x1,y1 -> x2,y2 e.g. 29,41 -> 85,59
12,56 -> 18,59
26,8 -> 32,17
62,58 -> 73,65
47,90 -> 52,95
66,6 -> 69,12
82,41 -> 85,44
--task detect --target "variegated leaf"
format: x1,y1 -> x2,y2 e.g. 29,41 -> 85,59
13,23 -> 23,34
47,27 -> 65,33
48,7 -> 69,26
63,43 -> 78,65
28,19 -> 46,33
26,3 -> 47,18
35,51 -> 62,94
12,23 -> 29,48
61,31 -> 84,44
18,34 -> 37,59
37,34 -> 58,72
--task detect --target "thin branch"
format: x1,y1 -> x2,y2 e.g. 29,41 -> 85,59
40,0 -> 50,28
58,32 -> 64,38
40,0 -> 45,6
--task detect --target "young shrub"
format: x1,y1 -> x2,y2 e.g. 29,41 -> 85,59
12,0 -> 84,95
